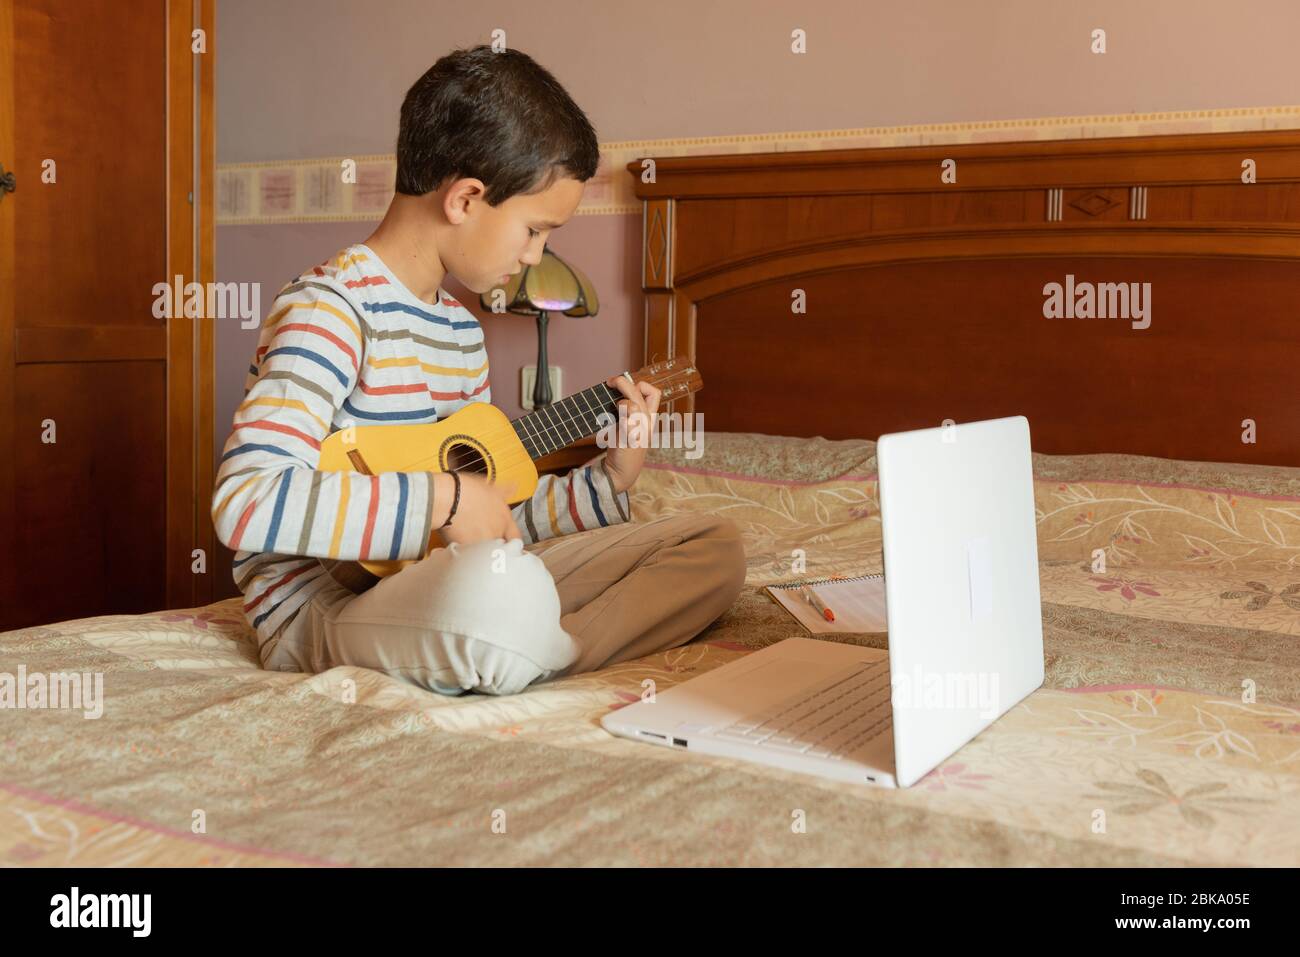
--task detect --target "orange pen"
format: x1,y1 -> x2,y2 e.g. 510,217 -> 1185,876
800,585 -> 835,622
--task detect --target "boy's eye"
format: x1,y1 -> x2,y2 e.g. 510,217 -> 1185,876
528,227 -> 541,238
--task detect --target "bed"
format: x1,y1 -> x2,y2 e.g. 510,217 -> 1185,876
2,129 -> 1299,866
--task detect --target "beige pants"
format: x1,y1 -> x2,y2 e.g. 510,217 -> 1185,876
297,514 -> 747,696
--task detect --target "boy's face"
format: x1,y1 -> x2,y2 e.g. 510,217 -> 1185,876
440,173 -> 585,294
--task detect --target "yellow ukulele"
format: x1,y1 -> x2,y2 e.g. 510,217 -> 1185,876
316,355 -> 702,583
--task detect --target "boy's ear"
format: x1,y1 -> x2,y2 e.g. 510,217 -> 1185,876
442,177 -> 487,225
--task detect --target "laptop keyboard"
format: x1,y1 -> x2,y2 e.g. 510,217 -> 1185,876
712,659 -> 893,760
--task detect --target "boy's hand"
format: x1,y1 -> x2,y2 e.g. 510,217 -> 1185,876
600,373 -> 661,494
432,471 -> 522,548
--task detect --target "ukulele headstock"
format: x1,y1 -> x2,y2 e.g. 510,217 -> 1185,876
624,355 -> 703,402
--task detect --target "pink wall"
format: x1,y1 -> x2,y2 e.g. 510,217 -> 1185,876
216,0 -> 1300,159
214,0 -> 1300,462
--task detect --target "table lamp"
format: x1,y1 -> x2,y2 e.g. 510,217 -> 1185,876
479,241 -> 599,409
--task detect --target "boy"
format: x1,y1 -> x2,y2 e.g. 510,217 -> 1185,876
211,46 -> 746,696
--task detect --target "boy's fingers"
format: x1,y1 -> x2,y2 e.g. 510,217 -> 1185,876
625,383 -> 650,416
607,377 -> 649,446
610,375 -> 648,412
638,381 -> 659,417
634,383 -> 659,439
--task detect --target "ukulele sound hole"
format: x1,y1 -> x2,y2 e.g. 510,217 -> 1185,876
443,438 -> 491,478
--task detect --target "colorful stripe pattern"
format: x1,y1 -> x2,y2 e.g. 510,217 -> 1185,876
212,243 -> 631,668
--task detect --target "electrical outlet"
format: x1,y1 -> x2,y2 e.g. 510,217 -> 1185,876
521,366 -> 563,410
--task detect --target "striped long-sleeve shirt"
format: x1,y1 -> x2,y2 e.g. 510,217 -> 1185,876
212,243 -> 631,670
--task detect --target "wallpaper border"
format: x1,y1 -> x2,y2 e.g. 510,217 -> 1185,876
216,105 -> 1300,225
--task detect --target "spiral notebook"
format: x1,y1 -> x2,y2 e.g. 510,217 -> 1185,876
764,574 -> 888,634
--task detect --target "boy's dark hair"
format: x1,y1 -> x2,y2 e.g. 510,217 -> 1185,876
395,45 -> 600,203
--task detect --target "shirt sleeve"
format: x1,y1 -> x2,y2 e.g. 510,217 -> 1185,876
211,283 -> 440,562
511,453 -> 632,545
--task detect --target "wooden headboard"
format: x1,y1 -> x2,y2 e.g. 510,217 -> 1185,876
627,130 -> 1300,467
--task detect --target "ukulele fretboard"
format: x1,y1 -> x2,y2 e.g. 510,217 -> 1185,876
510,382 -> 623,459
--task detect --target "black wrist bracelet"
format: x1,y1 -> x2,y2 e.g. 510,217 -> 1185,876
438,471 -> 461,529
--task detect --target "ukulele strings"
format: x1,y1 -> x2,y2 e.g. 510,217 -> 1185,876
390,389 -> 619,473
360,382 -> 634,476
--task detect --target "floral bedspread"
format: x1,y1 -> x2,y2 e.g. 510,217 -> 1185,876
0,432 -> 1296,866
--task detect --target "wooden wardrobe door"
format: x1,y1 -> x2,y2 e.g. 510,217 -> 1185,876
0,0 -> 214,631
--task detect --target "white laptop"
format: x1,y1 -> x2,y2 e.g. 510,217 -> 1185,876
600,415 -> 1045,788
